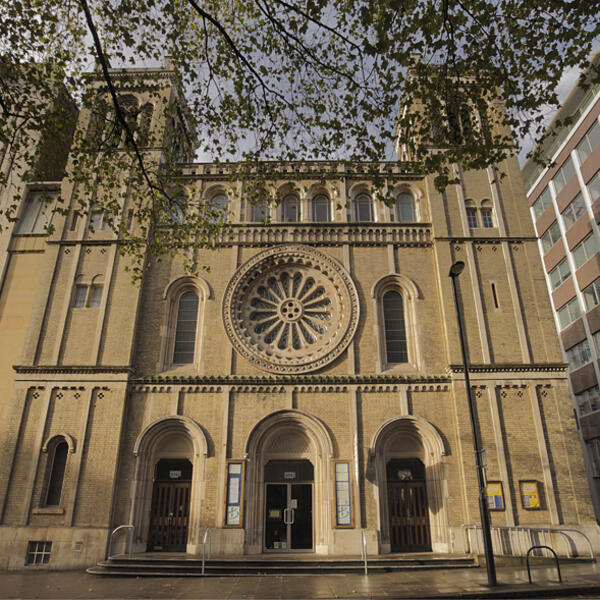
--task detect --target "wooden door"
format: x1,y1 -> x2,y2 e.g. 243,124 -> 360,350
388,481 -> 431,552
147,482 -> 190,551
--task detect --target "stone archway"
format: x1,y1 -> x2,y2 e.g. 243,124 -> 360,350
371,416 -> 449,553
244,410 -> 333,554
129,416 -> 208,553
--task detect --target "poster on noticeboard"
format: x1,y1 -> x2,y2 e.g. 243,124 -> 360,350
520,480 -> 541,509
486,481 -> 505,511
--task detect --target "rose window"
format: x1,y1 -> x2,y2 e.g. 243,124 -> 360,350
223,245 -> 359,373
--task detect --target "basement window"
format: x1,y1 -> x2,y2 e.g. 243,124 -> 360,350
25,541 -> 52,565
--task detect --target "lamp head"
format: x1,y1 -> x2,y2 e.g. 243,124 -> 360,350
449,261 -> 465,278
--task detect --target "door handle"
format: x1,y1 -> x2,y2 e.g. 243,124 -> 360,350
284,508 -> 293,525
289,508 -> 295,524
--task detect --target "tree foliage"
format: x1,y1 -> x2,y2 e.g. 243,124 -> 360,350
1,0 -> 599,274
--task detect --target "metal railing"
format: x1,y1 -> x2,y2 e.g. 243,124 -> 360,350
526,546 -> 562,584
107,524 -> 134,559
462,524 -> 594,560
201,528 -> 211,576
361,529 -> 368,575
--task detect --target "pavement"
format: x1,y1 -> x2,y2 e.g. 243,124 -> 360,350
4,563 -> 600,599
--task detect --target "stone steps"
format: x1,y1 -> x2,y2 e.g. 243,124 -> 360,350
87,554 -> 476,577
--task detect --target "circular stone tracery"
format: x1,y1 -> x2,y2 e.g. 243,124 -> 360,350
223,245 -> 359,373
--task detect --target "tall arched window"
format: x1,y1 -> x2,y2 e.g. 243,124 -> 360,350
208,193 -> 229,223
45,440 -> 68,506
312,194 -> 330,222
395,193 -> 416,222
137,102 -> 154,146
250,200 -> 268,222
355,193 -> 373,222
282,194 -> 300,222
382,291 -> 408,364
173,291 -> 199,364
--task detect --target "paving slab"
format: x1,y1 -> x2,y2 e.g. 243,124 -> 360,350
2,563 -> 600,599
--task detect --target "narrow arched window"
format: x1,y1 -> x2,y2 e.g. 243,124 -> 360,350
355,193 -> 373,222
45,441 -> 68,506
283,195 -> 300,222
208,194 -> 228,223
250,200 -> 268,222
383,291 -> 407,363
137,102 -> 154,146
395,193 -> 416,222
173,291 -> 199,364
312,194 -> 330,222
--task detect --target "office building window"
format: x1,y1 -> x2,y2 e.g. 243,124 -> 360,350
557,297 -> 581,329
584,279 -> 600,311
566,338 -> 592,369
552,156 -> 576,195
577,120 -> 600,165
562,193 -> 586,229
532,188 -> 552,220
587,438 -> 600,476
549,259 -> 571,290
540,221 -> 561,254
573,232 -> 599,268
577,386 -> 600,417
588,170 -> 600,203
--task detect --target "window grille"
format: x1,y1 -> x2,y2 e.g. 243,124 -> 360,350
26,541 -> 52,566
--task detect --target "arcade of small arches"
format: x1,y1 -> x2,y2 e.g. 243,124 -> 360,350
124,411 -> 449,556
200,184 -> 423,224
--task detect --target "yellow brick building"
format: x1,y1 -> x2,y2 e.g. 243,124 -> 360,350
0,64 -> 597,570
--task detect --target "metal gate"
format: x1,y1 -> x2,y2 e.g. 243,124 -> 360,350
388,481 -> 431,552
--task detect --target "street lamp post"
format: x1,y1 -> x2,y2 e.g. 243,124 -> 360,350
449,260 -> 497,587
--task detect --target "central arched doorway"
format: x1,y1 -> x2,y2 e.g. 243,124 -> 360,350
244,410 -> 333,555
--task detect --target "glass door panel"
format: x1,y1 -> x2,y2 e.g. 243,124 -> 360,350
290,484 -> 312,550
265,484 -> 288,550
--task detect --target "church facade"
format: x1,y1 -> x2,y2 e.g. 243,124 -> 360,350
0,64 -> 597,570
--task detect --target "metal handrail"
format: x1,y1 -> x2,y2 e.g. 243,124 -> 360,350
361,529 -> 368,575
526,545 -> 562,583
201,528 -> 211,576
462,524 -> 594,559
107,524 -> 134,559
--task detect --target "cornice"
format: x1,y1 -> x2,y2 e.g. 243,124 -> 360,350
14,365 -> 135,375
437,237 -> 538,243
133,374 -> 450,386
447,363 -> 568,374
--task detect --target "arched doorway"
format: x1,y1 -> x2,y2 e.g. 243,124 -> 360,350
372,416 -> 448,553
244,410 -> 333,555
129,416 -> 208,553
